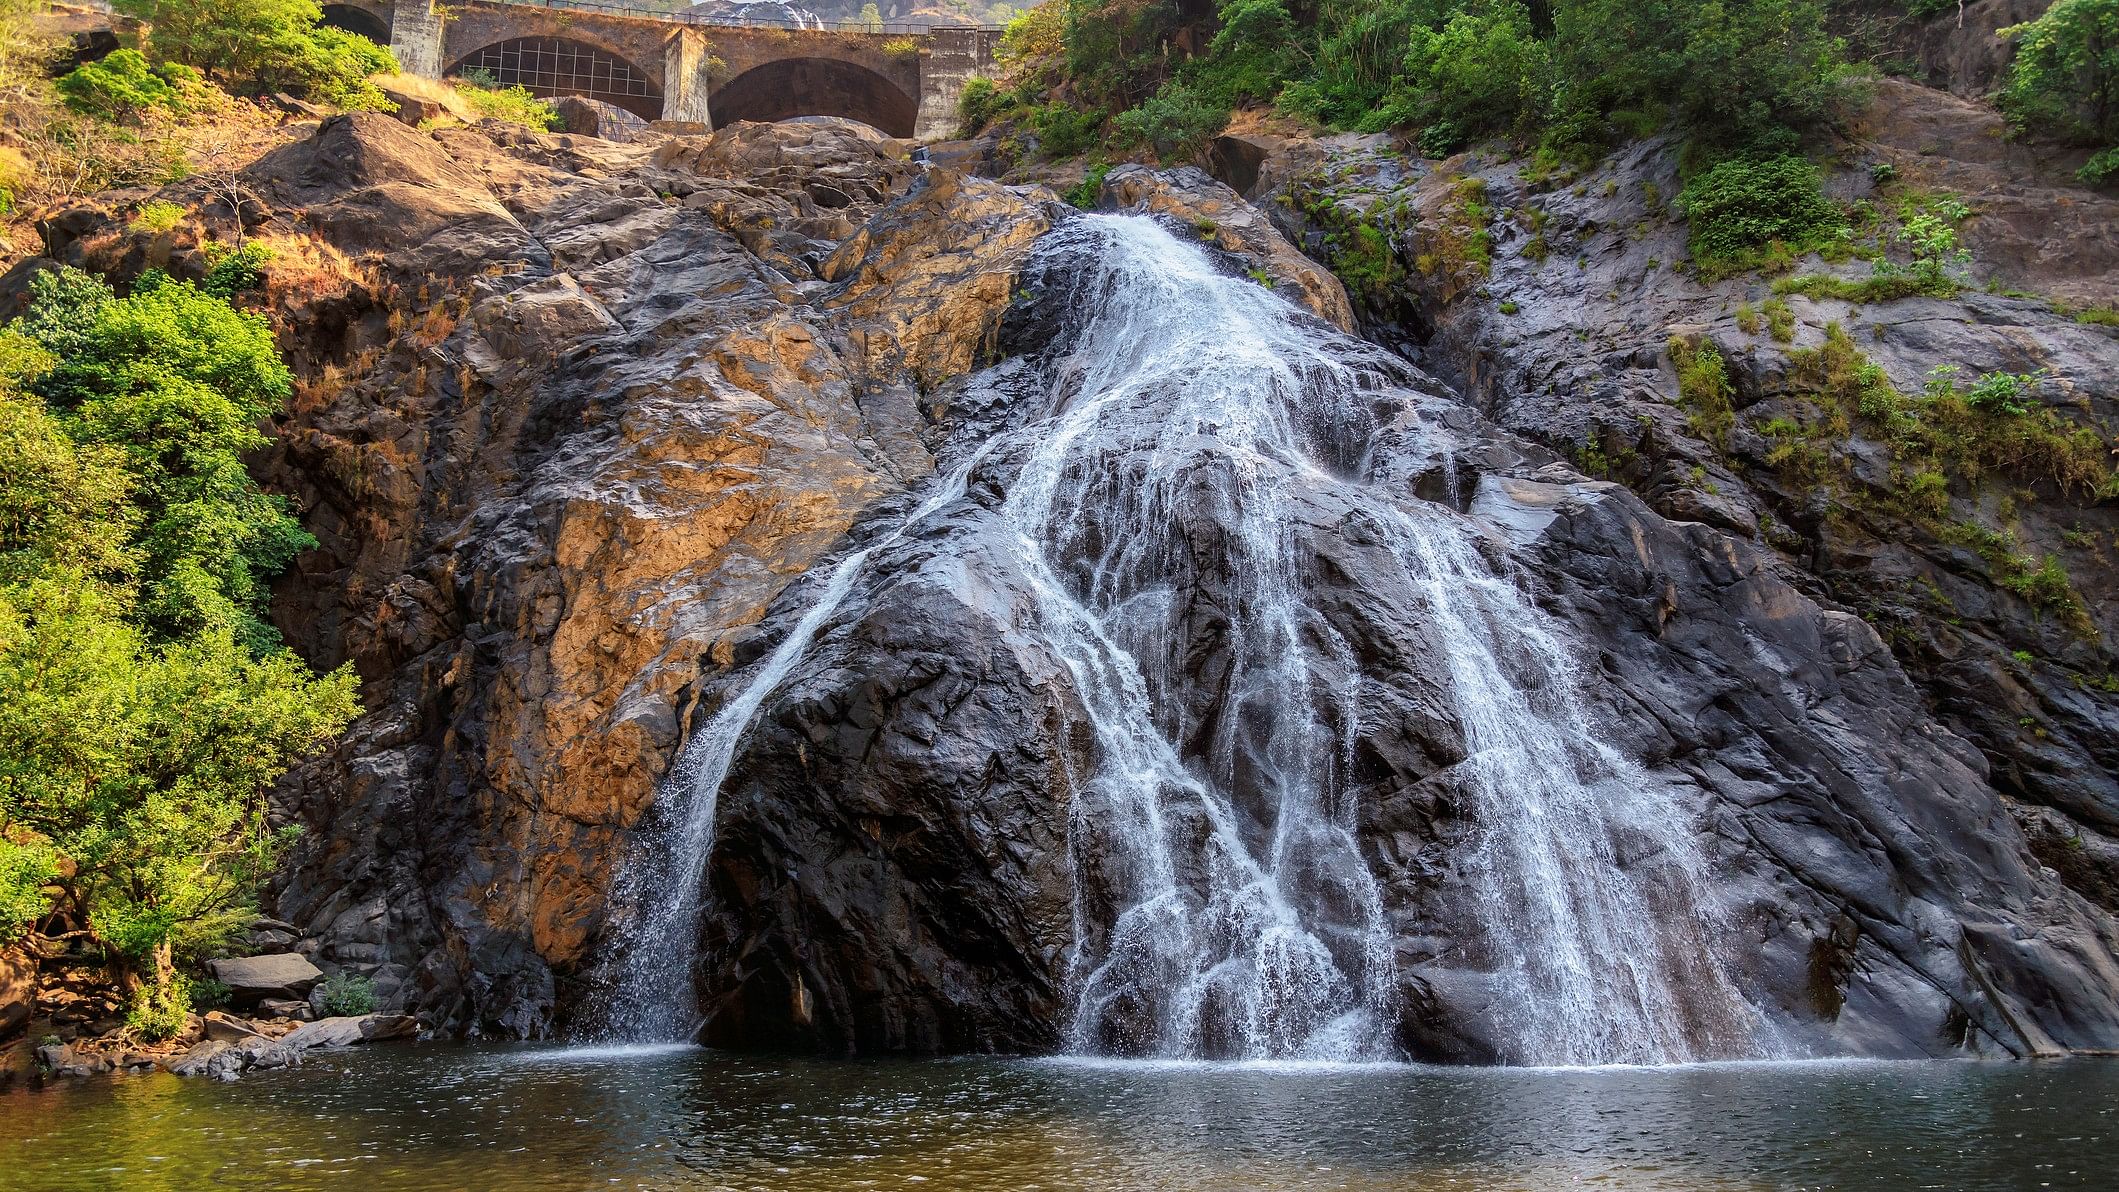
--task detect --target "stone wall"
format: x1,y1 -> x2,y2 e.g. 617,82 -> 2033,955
379,0 -> 997,137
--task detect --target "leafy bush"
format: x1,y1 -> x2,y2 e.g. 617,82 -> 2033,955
455,71 -> 561,131
126,972 -> 192,1041
1963,369 -> 2043,416
1032,100 -> 1104,158
957,76 -> 1003,136
1668,335 -> 1734,445
202,241 -> 272,299
319,972 -> 376,1016
1382,1 -> 1551,146
1063,160 -> 1110,209
130,200 -> 187,234
1113,81 -> 1229,162
188,975 -> 231,1010
18,266 -> 309,646
1999,0 -> 2119,185
118,0 -> 396,110
1552,0 -> 1851,154
1679,154 -> 1842,273
57,49 -> 198,122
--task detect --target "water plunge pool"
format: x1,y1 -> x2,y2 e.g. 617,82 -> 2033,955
3,1045 -> 2114,1189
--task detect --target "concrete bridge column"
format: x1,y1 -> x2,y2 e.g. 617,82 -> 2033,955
389,0 -> 446,79
662,27 -> 713,126
913,27 -> 999,141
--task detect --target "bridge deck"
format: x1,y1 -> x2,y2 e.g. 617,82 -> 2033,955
483,0 -> 1004,34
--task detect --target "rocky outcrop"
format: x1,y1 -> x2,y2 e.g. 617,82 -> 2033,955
49,85 -> 2117,1059
208,953 -> 324,1003
41,112 -> 1064,1038
1097,163 -> 1357,331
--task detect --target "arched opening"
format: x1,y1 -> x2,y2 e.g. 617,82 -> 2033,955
447,37 -> 663,122
710,58 -> 917,138
319,4 -> 391,45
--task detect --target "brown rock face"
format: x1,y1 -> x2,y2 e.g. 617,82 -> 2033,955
210,113 -> 1056,1036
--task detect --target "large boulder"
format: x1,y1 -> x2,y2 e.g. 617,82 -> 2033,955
208,953 -> 324,1002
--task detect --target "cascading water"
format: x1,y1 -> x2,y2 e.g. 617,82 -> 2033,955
999,214 -> 1766,1064
594,210 -> 1768,1065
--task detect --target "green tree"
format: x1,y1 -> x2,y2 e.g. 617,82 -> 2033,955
1551,0 -> 1848,153
19,268 -> 311,650
2000,0 -> 2119,185
117,0 -> 396,109
0,266 -> 357,1010
55,48 -> 200,122
1385,1 -> 1552,147
0,571 -> 355,979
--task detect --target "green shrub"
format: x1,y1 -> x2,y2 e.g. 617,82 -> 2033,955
1668,335 -> 1735,446
202,241 -> 272,299
188,975 -> 231,1010
121,0 -> 397,110
1679,154 -> 1843,275
1113,82 -> 1228,162
455,71 -> 561,131
1963,369 -> 2043,416
1032,100 -> 1103,158
130,200 -> 187,234
57,49 -> 197,122
1383,1 -> 1551,145
126,972 -> 192,1041
319,972 -> 376,1016
1063,161 -> 1110,210
957,76 -> 1003,137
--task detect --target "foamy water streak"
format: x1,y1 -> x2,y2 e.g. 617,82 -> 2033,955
595,452 -> 987,1042
1014,215 -> 1766,1064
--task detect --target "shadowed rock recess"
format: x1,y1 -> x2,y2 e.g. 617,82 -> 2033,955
101,109 -> 2116,1058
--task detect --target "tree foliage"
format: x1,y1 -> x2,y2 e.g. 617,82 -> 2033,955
117,0 -> 397,110
56,48 -> 200,122
0,266 -> 357,980
2000,0 -> 2119,185
1678,153 -> 1844,271
981,0 -> 1855,164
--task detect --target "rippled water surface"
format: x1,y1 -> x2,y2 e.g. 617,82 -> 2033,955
3,1046 -> 2115,1189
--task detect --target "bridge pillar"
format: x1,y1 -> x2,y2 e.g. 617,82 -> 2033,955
389,0 -> 446,79
662,27 -> 713,126
913,27 -> 1000,141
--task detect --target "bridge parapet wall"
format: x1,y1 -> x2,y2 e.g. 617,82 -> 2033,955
382,0 -> 1002,138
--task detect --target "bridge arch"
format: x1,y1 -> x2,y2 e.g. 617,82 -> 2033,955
319,4 -> 391,45
710,58 -> 917,138
446,36 -> 664,121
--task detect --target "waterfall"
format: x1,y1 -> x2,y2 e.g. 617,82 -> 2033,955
1008,215 -> 1765,1064
595,210 -> 1766,1064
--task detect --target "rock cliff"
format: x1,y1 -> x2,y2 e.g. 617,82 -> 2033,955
39,90 -> 2118,1059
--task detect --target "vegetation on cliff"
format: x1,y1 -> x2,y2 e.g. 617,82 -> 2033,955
2000,0 -> 2119,184
0,268 -> 358,1035
965,0 -> 1860,164
0,0 -> 376,1039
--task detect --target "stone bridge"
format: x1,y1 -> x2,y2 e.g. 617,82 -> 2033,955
321,1 -> 1001,139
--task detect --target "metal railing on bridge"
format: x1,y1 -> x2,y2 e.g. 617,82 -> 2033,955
482,0 -> 1007,34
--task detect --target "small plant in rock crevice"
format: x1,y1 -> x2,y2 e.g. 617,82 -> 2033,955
319,972 -> 377,1017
